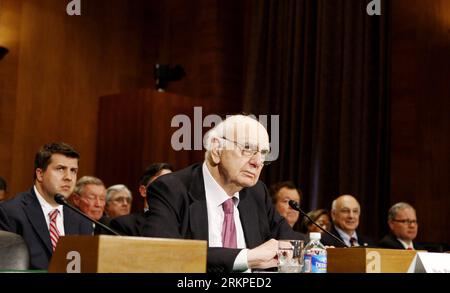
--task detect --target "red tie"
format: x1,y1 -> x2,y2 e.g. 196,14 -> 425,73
49,209 -> 60,252
221,198 -> 237,248
350,237 -> 357,247
407,246 -> 413,250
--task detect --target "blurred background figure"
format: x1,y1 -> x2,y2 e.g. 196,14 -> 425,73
0,177 -> 7,202
270,181 -> 302,230
138,163 -> 173,211
71,176 -> 109,234
321,194 -> 374,247
110,162 -> 173,236
105,184 -> 132,219
301,209 -> 331,235
378,202 -> 422,250
71,176 -> 106,221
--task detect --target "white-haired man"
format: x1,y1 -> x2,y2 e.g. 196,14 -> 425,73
105,184 -> 132,219
142,115 -> 305,272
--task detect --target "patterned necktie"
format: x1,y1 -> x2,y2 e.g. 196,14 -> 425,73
49,209 -> 60,252
349,237 -> 358,247
221,198 -> 237,248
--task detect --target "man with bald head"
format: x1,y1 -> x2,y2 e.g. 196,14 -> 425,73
321,194 -> 374,247
142,114 -> 304,272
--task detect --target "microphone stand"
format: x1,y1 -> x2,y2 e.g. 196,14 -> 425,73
288,200 -> 347,247
54,194 -> 121,236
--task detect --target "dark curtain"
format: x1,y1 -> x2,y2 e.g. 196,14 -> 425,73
243,0 -> 390,239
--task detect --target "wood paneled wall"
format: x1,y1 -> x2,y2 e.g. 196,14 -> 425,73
390,0 -> 450,243
0,0 -> 156,196
0,0 -> 243,200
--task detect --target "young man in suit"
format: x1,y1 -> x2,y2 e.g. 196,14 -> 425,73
142,114 -> 305,272
0,142 -> 93,269
321,194 -> 374,247
378,202 -> 421,250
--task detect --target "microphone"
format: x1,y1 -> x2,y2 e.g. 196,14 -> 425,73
54,194 -> 121,236
288,200 -> 347,247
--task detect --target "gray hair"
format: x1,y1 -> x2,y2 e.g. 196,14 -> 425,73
74,176 -> 104,195
388,202 -> 415,221
203,114 -> 267,163
106,184 -> 132,203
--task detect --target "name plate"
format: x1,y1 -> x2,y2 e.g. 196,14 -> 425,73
407,252 -> 450,273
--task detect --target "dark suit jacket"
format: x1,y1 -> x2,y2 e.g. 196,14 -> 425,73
94,215 -> 114,235
110,211 -> 148,236
378,233 -> 423,250
320,224 -> 375,248
141,163 -> 305,272
0,188 -> 94,269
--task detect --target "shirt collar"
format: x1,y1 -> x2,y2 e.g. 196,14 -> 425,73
397,238 -> 413,249
34,185 -> 64,217
334,225 -> 358,244
202,162 -> 240,207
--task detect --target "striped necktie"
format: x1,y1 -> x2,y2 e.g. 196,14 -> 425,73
49,209 -> 60,252
350,237 -> 358,247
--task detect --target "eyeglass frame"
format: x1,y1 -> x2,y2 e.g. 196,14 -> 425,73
219,137 -> 272,166
392,219 -> 418,225
110,196 -> 132,204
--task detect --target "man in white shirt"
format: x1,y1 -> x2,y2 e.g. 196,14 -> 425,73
0,142 -> 93,269
142,115 -> 305,272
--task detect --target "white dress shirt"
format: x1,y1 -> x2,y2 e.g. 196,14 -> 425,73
397,238 -> 414,250
34,186 -> 65,236
202,163 -> 248,271
334,225 -> 358,247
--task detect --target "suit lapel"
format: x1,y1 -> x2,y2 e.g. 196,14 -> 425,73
187,165 -> 208,240
23,189 -> 52,254
238,189 -> 260,248
63,206 -> 78,234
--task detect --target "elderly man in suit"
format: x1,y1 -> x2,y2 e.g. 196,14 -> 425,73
321,194 -> 374,248
142,114 -> 305,272
378,202 -> 421,250
0,142 -> 93,269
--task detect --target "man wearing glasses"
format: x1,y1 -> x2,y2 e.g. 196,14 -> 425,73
142,114 -> 305,272
378,202 -> 421,250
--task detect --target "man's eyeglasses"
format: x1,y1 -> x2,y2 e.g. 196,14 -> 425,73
111,196 -> 132,204
392,219 -> 418,225
220,137 -> 271,166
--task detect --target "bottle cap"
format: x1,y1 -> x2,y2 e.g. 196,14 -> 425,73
309,232 -> 321,240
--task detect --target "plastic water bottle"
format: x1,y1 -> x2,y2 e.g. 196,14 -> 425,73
303,232 -> 327,273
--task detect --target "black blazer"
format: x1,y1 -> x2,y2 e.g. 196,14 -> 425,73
0,188 -> 94,269
141,163 -> 305,272
378,233 -> 424,250
110,211 -> 148,236
321,224 -> 375,248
